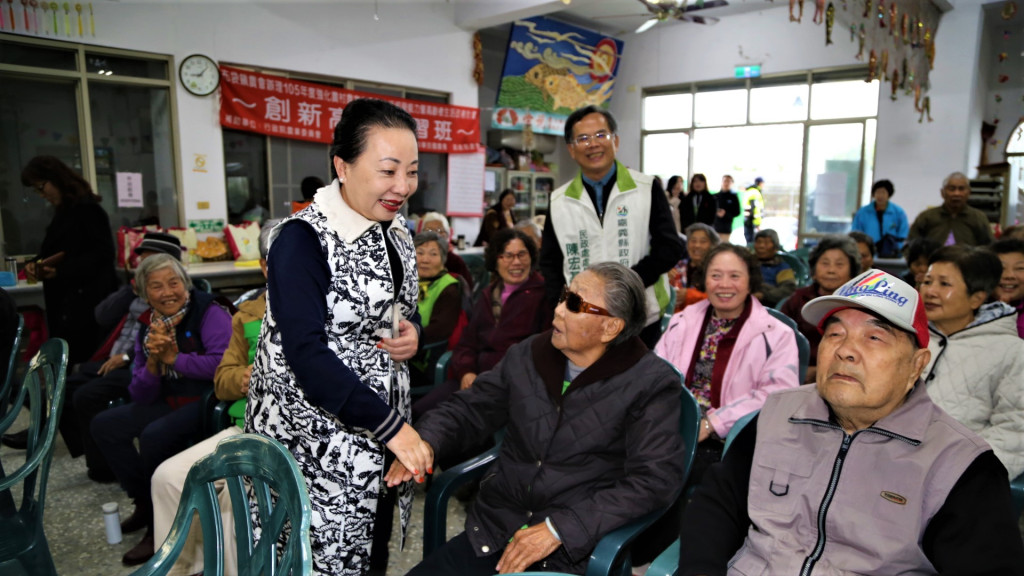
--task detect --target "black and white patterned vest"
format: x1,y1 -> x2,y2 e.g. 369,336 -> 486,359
247,181 -> 417,575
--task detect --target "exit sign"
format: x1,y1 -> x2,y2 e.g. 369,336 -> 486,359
735,65 -> 761,78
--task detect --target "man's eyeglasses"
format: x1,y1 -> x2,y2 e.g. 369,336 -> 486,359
559,286 -> 612,316
32,182 -> 47,193
498,250 -> 530,263
571,131 -> 613,147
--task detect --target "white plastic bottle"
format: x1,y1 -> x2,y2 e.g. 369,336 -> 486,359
102,502 -> 122,544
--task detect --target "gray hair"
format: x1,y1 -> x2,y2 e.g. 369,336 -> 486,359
587,262 -> 647,346
135,253 -> 192,304
684,222 -> 721,246
514,219 -> 542,238
942,171 -> 969,189
260,218 -> 281,260
414,231 -> 448,266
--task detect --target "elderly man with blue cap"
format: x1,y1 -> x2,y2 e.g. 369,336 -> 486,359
678,269 -> 1024,575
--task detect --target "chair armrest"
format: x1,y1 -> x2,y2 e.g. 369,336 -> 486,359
584,508 -> 666,576
423,445 -> 500,556
1011,472 -> 1024,519
434,350 -> 453,387
211,401 -> 233,433
645,540 -> 680,576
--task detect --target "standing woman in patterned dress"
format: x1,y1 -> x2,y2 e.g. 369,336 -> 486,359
246,98 -> 433,575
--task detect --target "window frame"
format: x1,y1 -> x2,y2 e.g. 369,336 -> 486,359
0,33 -> 183,241
640,66 -> 878,246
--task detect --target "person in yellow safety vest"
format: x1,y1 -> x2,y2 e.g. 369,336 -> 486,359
742,177 -> 765,244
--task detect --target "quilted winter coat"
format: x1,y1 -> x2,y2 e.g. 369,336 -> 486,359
416,332 -> 686,574
924,301 -> 1024,478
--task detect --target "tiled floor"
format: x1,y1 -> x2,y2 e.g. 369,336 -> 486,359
1,409 -> 465,576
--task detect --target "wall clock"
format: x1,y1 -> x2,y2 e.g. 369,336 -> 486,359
179,54 -> 220,96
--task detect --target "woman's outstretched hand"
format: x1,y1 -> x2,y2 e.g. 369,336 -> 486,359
379,319 -> 418,362
384,423 -> 433,487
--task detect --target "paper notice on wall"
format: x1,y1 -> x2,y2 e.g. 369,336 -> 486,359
448,148 -> 486,217
116,172 -> 144,208
812,172 -> 848,218
485,170 -> 497,193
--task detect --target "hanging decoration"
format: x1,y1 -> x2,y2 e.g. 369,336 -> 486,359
472,32 -> 484,86
987,5 -> 1020,148
789,0 -> 942,108
0,0 -> 93,35
826,2 -> 835,44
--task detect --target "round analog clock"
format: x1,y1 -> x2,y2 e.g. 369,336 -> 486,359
179,54 -> 220,96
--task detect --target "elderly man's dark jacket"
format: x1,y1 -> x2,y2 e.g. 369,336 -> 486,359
417,331 -> 685,574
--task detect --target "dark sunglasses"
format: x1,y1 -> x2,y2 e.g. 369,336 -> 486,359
559,286 -> 612,317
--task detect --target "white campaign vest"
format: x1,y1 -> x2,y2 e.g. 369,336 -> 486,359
549,162 -> 670,326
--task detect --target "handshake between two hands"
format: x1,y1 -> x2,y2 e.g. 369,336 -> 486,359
381,423 -> 563,574
383,422 -> 434,487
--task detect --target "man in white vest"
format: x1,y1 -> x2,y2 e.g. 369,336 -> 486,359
539,105 -> 684,347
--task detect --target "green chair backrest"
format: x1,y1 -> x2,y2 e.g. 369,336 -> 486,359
765,307 -> 810,384
0,313 -> 25,418
0,338 -> 69,576
461,253 -> 490,306
193,277 -> 213,294
129,433 -> 313,576
778,252 -> 811,286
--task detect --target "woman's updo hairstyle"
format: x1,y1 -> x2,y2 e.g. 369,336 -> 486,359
329,98 -> 418,179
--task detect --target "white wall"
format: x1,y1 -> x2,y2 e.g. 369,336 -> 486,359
78,2 -> 477,226
609,0 -> 987,226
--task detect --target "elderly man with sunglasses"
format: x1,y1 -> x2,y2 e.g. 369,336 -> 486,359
539,106 -> 685,348
391,262 -> 686,575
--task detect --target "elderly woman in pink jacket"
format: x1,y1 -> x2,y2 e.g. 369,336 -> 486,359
655,243 -> 800,486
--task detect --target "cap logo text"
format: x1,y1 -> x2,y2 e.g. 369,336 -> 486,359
837,272 -> 909,307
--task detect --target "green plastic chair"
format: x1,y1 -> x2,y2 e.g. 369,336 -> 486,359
0,338 -> 69,576
0,314 -> 24,419
422,379 -> 701,576
764,308 -> 810,384
1011,472 -> 1024,519
193,277 -> 214,294
646,410 -> 760,576
411,341 -> 452,400
778,252 -> 811,286
462,254 -> 490,306
128,433 -> 313,576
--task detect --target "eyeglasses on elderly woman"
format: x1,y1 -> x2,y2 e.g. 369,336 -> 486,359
559,286 -> 612,317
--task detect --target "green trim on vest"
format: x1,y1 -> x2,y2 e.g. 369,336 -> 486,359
565,161 -> 636,200
417,273 -> 459,327
654,273 -> 670,312
615,161 -> 637,192
566,174 -> 585,200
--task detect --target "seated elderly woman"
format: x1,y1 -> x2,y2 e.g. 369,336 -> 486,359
920,245 -> 1024,479
412,228 -> 551,421
780,235 -> 860,382
990,237 -> 1024,338
418,211 -> 473,290
410,231 -> 465,384
392,262 -> 685,576
656,244 -> 800,485
669,222 -> 721,312
91,253 -> 232,566
752,228 -> 796,308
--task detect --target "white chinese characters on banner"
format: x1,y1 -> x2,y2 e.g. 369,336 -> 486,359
116,172 -> 144,208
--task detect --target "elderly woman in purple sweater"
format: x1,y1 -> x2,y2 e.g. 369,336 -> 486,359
91,253 -> 232,566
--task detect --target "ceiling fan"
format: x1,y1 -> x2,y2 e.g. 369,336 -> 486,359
601,0 -> 727,34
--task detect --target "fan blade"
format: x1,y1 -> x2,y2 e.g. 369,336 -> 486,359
635,16 -> 660,33
683,14 -> 720,24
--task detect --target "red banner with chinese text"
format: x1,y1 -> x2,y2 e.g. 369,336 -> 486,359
219,65 -> 481,154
